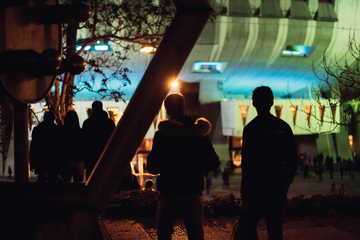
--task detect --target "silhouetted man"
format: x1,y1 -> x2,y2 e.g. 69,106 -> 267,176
83,101 -> 115,179
147,93 -> 220,240
30,111 -> 60,182
240,86 -> 298,240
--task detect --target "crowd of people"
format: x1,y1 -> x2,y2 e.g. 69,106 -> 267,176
296,152 -> 360,198
298,152 -> 359,182
29,100 -> 115,183
28,88 -> 359,240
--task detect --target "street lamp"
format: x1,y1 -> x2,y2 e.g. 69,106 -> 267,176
140,45 -> 157,54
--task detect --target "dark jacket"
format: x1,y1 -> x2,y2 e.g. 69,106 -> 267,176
29,121 -> 60,173
241,112 -> 298,201
147,115 -> 220,197
60,124 -> 85,163
82,110 -> 115,171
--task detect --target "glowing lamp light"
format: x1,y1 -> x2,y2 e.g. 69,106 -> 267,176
94,45 -> 109,51
171,79 -> 179,88
76,38 -> 112,52
140,46 -> 156,54
76,45 -> 91,51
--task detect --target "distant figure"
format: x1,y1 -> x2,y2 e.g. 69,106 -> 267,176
7,166 -> 12,180
205,172 -> 212,194
147,93 -> 220,240
340,159 -> 345,180
30,111 -> 60,183
327,156 -> 334,179
239,86 -> 298,240
222,167 -> 230,188
60,110 -> 85,183
339,183 -> 346,196
330,183 -> 337,195
303,162 -> 310,179
348,160 -> 355,180
83,101 -> 115,179
318,162 -> 324,181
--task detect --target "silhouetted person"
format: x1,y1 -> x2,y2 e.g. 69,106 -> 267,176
339,183 -> 346,196
205,171 -> 212,195
30,111 -> 60,183
83,101 -> 115,179
222,167 -> 230,189
147,93 -> 220,240
60,110 -> 85,183
340,159 -> 345,180
327,156 -> 334,179
7,166 -> 12,180
239,86 -> 298,240
303,162 -> 310,179
348,160 -> 355,180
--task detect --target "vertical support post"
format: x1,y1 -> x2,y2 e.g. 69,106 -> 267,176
138,157 -> 144,190
86,0 -> 213,211
13,100 -> 29,182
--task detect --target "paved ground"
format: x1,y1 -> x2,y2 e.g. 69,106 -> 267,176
203,166 -> 360,200
1,167 -> 359,239
99,216 -> 360,240
99,167 -> 360,239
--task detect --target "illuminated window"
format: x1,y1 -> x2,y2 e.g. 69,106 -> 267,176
233,150 -> 242,167
331,105 -> 336,122
192,62 -> 227,73
282,45 -> 314,57
305,105 -> 312,125
274,105 -> 283,118
107,107 -> 123,125
349,135 -> 354,153
239,106 -> 248,126
290,105 -> 298,124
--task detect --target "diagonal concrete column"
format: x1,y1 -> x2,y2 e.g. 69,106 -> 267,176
86,0 -> 213,211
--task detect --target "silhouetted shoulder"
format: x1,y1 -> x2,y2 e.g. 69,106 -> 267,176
158,117 -> 211,137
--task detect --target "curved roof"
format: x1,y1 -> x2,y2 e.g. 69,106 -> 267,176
74,0 -> 360,102
178,2 -> 360,99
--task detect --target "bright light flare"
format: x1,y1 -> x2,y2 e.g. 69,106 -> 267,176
171,79 -> 179,88
140,46 -> 156,54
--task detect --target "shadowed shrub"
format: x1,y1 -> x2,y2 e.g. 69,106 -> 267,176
106,191 -> 360,219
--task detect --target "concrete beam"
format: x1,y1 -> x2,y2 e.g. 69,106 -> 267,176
86,0 -> 214,211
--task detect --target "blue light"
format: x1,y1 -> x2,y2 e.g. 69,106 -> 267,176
192,62 -> 227,73
282,45 -> 314,57
76,39 -> 112,52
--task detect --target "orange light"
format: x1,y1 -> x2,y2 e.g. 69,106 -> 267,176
171,79 -> 179,88
140,46 -> 156,54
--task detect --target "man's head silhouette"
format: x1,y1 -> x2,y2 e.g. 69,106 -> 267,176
43,111 -> 55,123
92,101 -> 103,113
164,93 -> 186,117
252,86 -> 274,112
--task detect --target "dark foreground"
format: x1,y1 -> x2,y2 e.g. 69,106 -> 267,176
99,168 -> 360,239
99,216 -> 360,240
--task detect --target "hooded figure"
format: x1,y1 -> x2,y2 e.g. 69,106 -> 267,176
147,93 -> 219,240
